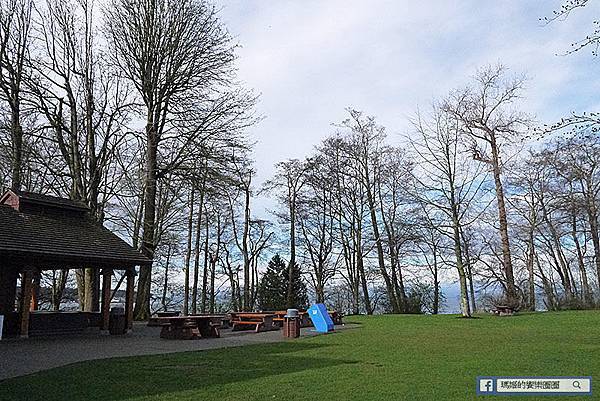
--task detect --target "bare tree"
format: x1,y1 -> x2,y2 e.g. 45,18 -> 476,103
444,64 -> 530,306
264,158 -> 311,307
297,155 -> 337,303
337,109 -> 400,312
0,0 -> 33,190
409,104 -> 490,317
319,135 -> 372,314
104,0 -> 238,319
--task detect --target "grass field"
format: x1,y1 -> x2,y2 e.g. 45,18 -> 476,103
1,311 -> 598,401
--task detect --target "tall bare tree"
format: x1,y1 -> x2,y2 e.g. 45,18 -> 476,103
444,65 -> 530,306
265,158 -> 311,307
0,0 -> 33,190
104,0 -> 237,319
409,104 -> 489,317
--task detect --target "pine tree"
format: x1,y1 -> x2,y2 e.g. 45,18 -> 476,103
258,254 -> 308,310
287,259 -> 309,309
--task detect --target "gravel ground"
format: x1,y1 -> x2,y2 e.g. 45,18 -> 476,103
0,323 -> 350,380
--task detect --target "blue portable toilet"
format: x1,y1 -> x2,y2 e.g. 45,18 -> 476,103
308,304 -> 334,333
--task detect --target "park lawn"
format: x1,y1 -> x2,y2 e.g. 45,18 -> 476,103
1,311 -> 599,401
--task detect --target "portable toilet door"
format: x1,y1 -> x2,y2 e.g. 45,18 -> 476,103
308,304 -> 334,333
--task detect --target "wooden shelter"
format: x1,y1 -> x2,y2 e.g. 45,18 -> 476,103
0,189 -> 151,338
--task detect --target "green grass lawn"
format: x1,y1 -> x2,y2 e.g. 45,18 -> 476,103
1,311 -> 599,401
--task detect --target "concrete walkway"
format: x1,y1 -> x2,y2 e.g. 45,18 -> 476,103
0,323 -> 350,380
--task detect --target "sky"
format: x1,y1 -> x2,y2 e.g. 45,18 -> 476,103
214,0 -> 600,219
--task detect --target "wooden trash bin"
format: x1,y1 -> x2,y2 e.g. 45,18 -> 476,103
109,307 -> 127,335
283,317 -> 300,338
283,309 -> 301,338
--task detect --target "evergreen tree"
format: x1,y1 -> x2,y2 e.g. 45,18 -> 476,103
258,254 -> 308,310
257,254 -> 286,310
287,259 -> 309,309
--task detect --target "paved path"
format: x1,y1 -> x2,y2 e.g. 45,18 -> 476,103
0,323 -> 351,380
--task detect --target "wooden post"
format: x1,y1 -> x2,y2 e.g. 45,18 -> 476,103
92,269 -> 101,312
101,269 -> 113,331
30,271 -> 41,311
124,269 -> 135,331
19,269 -> 35,338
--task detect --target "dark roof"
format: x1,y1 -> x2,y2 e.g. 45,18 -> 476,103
6,190 -> 89,211
0,205 -> 150,268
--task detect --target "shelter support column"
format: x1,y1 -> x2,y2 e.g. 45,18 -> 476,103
124,269 -> 135,331
101,269 -> 113,331
19,269 -> 35,338
30,270 -> 41,311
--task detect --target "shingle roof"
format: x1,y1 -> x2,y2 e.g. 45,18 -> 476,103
10,190 -> 89,210
0,204 -> 150,268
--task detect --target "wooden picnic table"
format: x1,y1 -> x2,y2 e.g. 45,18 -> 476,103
492,305 -> 516,316
328,310 -> 343,325
158,315 -> 224,340
267,310 -> 312,328
230,312 -> 276,333
147,310 -> 181,327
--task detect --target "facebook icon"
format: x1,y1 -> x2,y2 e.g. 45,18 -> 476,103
478,378 -> 495,394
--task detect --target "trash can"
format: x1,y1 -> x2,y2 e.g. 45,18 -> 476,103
283,309 -> 300,338
0,315 -> 3,340
109,307 -> 126,335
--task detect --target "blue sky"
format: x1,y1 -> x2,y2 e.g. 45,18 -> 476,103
215,1 -> 600,216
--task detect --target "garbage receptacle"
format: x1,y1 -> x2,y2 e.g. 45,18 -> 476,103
283,309 -> 300,338
109,307 -> 126,335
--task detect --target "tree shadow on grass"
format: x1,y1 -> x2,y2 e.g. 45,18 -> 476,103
0,341 -> 358,401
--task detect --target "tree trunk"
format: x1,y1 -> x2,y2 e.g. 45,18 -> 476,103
201,218 -> 209,313
365,183 -> 398,313
572,215 -> 592,306
432,250 -> 439,315
183,191 -> 194,315
192,198 -> 203,314
460,229 -> 476,313
242,184 -> 251,311
489,137 -> 517,305
161,243 -> 171,311
134,121 -> 159,321
585,191 -> 600,293
453,222 -> 471,317
10,103 -> 23,191
540,198 -> 574,301
355,224 -> 372,314
287,194 -> 297,308
526,223 -> 537,311
51,269 -> 68,311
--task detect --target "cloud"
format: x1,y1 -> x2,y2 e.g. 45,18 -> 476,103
216,0 -> 600,216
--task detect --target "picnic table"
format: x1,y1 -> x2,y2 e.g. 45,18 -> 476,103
158,315 -> 224,339
230,312 -> 277,333
147,310 -> 180,327
328,310 -> 343,325
492,305 -> 516,316
267,310 -> 312,328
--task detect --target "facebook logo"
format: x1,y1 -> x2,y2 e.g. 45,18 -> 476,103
477,376 -> 592,396
478,378 -> 495,394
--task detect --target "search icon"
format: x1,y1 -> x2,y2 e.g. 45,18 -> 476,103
573,380 -> 581,389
